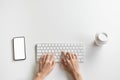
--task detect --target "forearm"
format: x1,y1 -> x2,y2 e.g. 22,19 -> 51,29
72,72 -> 83,80
34,73 -> 45,80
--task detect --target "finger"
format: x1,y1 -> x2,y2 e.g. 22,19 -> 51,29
61,51 -> 66,57
61,59 -> 67,67
49,53 -> 54,61
52,60 -> 56,68
74,54 -> 79,63
49,54 -> 54,64
52,54 -> 55,61
65,55 -> 71,64
69,52 -> 73,59
72,53 -> 75,59
61,59 -> 69,71
61,51 -> 68,62
39,55 -> 43,67
45,53 -> 50,62
39,55 -> 43,72
66,58 -> 71,66
66,52 -> 71,59
42,54 -> 46,63
39,55 -> 43,63
74,54 -> 78,59
61,51 -> 67,61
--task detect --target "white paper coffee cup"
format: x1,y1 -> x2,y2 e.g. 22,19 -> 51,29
95,32 -> 108,46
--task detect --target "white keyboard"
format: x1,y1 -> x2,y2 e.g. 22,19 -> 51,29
36,43 -> 85,63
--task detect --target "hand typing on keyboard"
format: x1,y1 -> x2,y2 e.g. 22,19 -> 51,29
61,51 -> 83,80
34,52 -> 83,80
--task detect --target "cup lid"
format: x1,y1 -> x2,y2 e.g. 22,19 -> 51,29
98,33 -> 108,42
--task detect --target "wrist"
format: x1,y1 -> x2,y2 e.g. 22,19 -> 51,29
72,71 -> 82,80
34,72 -> 46,80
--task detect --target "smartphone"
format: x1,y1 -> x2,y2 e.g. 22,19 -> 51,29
13,37 -> 26,61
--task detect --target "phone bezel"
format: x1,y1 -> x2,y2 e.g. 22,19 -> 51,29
13,36 -> 26,61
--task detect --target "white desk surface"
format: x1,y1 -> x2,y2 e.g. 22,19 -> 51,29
0,0 -> 120,80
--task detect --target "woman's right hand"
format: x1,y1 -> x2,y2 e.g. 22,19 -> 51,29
61,52 -> 83,80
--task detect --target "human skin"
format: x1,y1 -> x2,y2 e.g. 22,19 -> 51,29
34,53 -> 55,80
61,52 -> 83,80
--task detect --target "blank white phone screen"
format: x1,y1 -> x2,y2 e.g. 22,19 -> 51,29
13,37 -> 26,60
